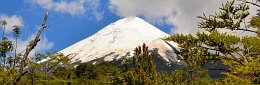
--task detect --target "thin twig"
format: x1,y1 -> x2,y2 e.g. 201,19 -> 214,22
239,0 -> 260,7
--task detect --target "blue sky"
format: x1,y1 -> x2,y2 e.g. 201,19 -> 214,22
1,0 -> 248,55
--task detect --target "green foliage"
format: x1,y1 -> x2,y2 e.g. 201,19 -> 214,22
123,44 -> 158,84
12,25 -> 21,38
166,0 -> 260,84
75,62 -> 119,85
250,16 -> 260,36
111,43 -> 173,85
171,68 -> 213,85
0,67 -> 18,85
0,37 -> 13,66
250,16 -> 260,28
198,0 -> 250,32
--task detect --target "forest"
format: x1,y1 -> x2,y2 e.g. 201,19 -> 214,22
0,0 -> 259,85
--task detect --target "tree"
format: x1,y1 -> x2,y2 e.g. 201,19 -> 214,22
165,0 -> 260,84
74,62 -> 119,84
18,52 -> 72,85
111,43 -> 172,85
12,25 -> 21,68
0,37 -> 13,67
0,20 -> 12,67
0,20 -> 7,38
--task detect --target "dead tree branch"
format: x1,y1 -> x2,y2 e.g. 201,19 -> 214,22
14,11 -> 48,85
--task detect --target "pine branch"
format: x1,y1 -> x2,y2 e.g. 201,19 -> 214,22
230,28 -> 259,34
200,46 -> 245,66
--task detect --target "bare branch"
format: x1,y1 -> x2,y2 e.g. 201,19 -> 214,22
23,11 -> 48,60
239,0 -> 260,7
14,11 -> 49,85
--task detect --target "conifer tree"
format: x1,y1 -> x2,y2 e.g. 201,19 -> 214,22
165,0 -> 260,84
112,43 -> 161,85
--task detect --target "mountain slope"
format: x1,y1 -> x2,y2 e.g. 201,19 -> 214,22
60,17 -> 180,65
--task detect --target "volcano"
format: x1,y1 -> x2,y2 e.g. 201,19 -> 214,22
60,17 -> 184,70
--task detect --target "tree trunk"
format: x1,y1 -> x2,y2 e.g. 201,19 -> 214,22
13,37 -> 17,68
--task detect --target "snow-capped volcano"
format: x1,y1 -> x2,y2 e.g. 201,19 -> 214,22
60,17 -> 180,65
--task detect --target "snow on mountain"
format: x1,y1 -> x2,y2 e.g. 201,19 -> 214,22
60,17 -> 180,64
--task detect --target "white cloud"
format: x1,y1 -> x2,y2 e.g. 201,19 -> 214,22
93,11 -> 104,21
166,0 -> 226,34
87,0 -> 104,21
10,34 -> 54,57
29,0 -> 104,20
0,14 -> 24,33
109,0 -> 176,24
29,0 -> 86,15
109,0 -> 258,35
